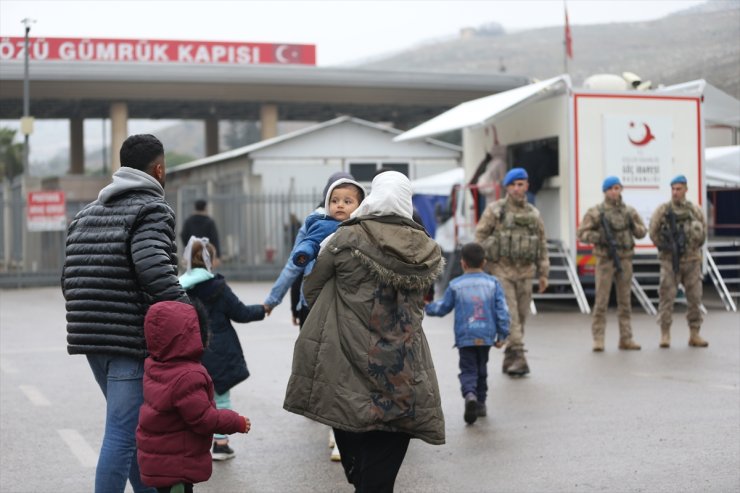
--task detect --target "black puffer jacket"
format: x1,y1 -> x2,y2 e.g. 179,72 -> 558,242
62,167 -> 187,358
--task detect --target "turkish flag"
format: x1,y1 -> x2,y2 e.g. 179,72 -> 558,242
274,44 -> 303,64
565,7 -> 573,59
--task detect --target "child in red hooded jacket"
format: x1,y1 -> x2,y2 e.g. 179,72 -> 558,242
136,300 -> 250,493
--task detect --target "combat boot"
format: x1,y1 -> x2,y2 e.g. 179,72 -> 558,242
502,346 -> 517,373
506,348 -> 530,376
659,327 -> 670,348
618,339 -> 641,350
592,338 -> 605,352
688,327 -> 708,347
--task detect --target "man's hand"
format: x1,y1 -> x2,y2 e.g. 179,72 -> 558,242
294,254 -> 308,266
538,276 -> 548,294
292,315 -> 300,326
494,340 -> 504,349
264,304 -> 273,316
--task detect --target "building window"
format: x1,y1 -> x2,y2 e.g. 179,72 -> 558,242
381,162 -> 409,176
349,161 -> 410,182
349,163 -> 377,182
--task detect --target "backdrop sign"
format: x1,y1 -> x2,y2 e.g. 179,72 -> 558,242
27,191 -> 66,232
0,37 -> 316,65
603,114 -> 674,246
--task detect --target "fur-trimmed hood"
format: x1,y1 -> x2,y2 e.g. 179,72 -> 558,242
330,215 -> 444,291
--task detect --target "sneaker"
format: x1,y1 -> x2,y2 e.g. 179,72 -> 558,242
477,402 -> 487,418
464,393 -> 478,424
330,443 -> 341,462
212,442 -> 235,461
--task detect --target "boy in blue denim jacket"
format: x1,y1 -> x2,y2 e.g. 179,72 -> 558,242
425,242 -> 510,424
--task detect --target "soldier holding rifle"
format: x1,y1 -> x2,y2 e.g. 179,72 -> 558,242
577,176 -> 647,352
649,175 -> 708,348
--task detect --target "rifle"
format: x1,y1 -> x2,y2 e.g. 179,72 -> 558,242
599,210 -> 622,273
666,207 -> 686,274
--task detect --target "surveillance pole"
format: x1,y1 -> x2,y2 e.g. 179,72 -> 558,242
20,18 -> 36,177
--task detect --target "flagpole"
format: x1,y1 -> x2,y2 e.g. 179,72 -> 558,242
563,1 -> 573,76
563,1 -> 569,75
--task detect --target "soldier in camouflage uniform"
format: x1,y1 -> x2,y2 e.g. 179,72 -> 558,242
577,176 -> 646,352
475,168 -> 549,377
648,174 -> 708,348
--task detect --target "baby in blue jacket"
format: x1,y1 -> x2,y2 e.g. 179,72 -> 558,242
292,178 -> 366,268
425,242 -> 510,425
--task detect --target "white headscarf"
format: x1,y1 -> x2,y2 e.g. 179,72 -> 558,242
182,236 -> 213,273
350,171 -> 413,219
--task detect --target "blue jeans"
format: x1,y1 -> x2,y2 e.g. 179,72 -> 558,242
458,346 -> 491,402
87,354 -> 156,493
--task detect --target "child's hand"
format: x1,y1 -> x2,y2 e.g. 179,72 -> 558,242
241,416 -> 251,433
295,254 -> 308,265
494,341 -> 504,349
263,304 -> 272,316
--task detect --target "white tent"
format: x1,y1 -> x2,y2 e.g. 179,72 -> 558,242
659,80 -> 740,127
706,145 -> 740,187
410,167 -> 464,195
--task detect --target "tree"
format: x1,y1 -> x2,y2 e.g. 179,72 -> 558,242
0,127 -> 23,180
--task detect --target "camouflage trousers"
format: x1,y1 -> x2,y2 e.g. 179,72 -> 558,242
592,256 -> 634,342
493,274 -> 532,349
657,258 -> 703,330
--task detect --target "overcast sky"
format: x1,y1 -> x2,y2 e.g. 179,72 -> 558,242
0,0 -> 712,162
1,0 -> 707,66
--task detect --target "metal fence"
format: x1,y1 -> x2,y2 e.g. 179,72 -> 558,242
0,181 -> 322,288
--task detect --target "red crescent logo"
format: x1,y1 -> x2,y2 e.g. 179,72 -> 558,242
628,122 -> 656,146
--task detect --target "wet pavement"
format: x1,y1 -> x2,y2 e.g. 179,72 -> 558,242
1,283 -> 738,492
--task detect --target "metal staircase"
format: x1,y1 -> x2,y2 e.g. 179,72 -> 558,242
531,239 -> 591,314
630,253 -> 662,315
706,240 -> 739,312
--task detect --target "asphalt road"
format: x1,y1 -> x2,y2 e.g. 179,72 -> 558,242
1,283 -> 738,493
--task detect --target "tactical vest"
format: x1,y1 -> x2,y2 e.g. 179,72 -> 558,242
599,204 -> 635,252
486,202 -> 540,264
658,204 -> 703,252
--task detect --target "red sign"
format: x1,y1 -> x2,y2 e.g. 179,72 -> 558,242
0,37 -> 316,65
27,191 -> 67,232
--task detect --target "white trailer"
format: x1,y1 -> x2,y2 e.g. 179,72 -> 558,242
396,75 -> 740,312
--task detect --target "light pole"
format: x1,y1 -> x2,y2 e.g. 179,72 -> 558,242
21,18 -> 36,177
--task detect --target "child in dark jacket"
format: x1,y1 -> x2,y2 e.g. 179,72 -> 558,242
425,242 -> 510,425
136,300 -> 250,493
179,236 -> 266,461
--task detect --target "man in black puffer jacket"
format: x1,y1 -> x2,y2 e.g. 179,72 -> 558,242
62,134 -> 187,493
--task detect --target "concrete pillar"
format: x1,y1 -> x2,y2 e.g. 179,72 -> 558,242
260,104 -> 278,140
110,102 -> 128,172
69,117 -> 84,174
205,118 -> 219,156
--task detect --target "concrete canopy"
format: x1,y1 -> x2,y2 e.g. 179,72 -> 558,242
0,61 -> 530,122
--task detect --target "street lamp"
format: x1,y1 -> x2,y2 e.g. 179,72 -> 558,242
20,18 -> 36,177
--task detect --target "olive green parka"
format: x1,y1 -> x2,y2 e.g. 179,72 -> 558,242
283,215 -> 446,445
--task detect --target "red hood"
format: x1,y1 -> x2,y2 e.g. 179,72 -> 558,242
144,301 -> 204,362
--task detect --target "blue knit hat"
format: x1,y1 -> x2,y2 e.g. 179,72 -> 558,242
602,176 -> 622,192
670,174 -> 687,186
503,167 -> 528,187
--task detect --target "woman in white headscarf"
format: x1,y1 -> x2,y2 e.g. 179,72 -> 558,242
284,171 -> 445,492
